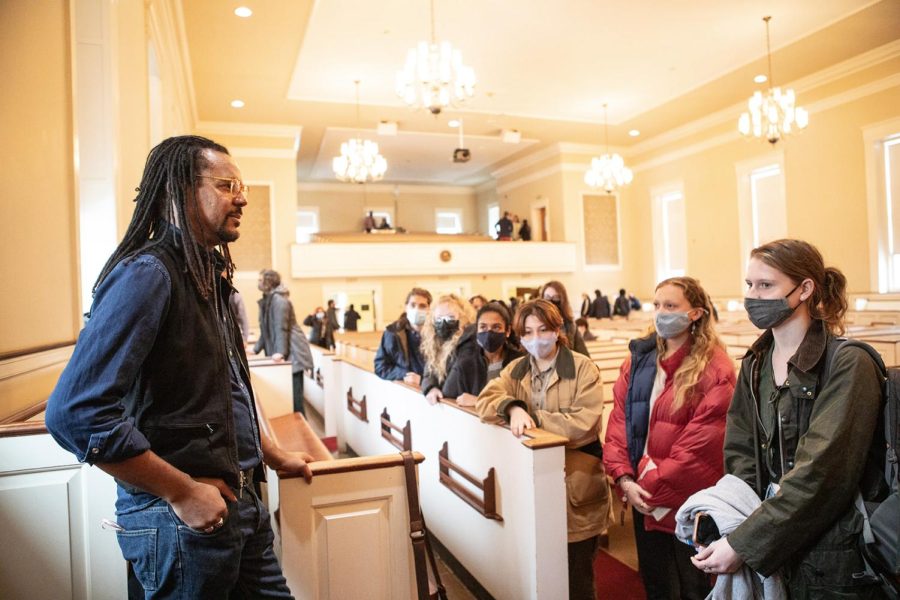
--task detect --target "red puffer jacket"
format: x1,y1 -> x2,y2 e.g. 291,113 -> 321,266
604,342 -> 736,533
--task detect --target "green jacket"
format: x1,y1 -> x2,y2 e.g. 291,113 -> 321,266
724,320 -> 886,597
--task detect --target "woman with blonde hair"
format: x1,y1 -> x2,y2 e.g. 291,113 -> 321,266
477,299 -> 610,600
692,240 -> 886,598
420,293 -> 476,404
604,276 -> 735,600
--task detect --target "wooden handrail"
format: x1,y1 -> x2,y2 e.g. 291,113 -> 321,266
0,421 -> 48,438
0,400 -> 47,425
438,441 -> 502,521
380,407 -> 411,452
346,387 -> 368,423
280,451 -> 426,479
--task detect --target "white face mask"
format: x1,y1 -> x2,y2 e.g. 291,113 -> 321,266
406,307 -> 427,327
316,311 -> 325,319
521,332 -> 558,359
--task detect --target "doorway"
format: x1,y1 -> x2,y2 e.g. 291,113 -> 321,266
325,289 -> 378,332
531,197 -> 550,241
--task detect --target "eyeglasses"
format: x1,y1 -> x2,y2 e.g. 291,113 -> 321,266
197,175 -> 249,197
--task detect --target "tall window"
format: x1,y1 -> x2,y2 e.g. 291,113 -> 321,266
865,120 -> 900,292
736,153 -> 786,281
295,207 -> 319,243
487,203 -> 499,239
435,209 -> 463,234
651,185 -> 687,281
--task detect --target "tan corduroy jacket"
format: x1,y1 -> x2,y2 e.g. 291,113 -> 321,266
476,344 -> 612,542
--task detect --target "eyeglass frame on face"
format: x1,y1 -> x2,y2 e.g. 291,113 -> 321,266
197,175 -> 249,197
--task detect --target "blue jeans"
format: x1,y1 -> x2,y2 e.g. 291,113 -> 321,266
115,484 -> 293,599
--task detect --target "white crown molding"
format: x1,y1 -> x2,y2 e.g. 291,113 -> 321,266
627,39 -> 900,159
296,182 -> 476,195
805,72 -> 900,116
628,71 -> 900,173
475,180 -> 497,194
194,120 -> 303,154
490,144 -> 562,180
496,163 -> 563,194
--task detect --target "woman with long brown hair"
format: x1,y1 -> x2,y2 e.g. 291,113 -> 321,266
539,280 -> 590,356
477,299 -> 610,600
692,240 -> 886,598
604,276 -> 735,599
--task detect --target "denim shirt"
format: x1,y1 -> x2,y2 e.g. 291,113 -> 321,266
46,250 -> 262,477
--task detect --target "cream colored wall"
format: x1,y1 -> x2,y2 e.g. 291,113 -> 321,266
297,187 -> 477,233
0,1 -> 80,355
623,84 -> 900,298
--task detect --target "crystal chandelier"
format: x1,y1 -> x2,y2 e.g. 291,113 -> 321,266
396,0 -> 475,115
584,104 -> 633,193
333,81 -> 387,184
738,16 -> 808,145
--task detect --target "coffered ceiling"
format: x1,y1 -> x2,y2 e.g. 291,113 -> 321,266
180,0 -> 900,185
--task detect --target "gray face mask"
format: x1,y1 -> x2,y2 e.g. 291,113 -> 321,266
744,283 -> 801,329
655,311 -> 693,339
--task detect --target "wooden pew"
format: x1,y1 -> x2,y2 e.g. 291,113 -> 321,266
327,357 -> 570,599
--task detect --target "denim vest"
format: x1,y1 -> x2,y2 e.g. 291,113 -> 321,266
625,334 -> 658,470
119,231 -> 256,492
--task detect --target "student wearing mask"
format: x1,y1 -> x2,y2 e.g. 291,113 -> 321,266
604,276 -> 734,600
420,294 -> 476,404
374,288 -> 432,385
303,306 -> 335,349
476,299 -> 610,600
692,240 -> 886,598
442,302 -> 524,406
540,280 -> 590,356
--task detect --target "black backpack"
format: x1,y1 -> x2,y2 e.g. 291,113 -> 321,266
825,339 -> 900,596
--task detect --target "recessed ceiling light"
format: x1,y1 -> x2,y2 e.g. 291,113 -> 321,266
754,74 -> 767,84
230,99 -> 245,108
234,6 -> 252,18
448,119 -> 460,128
628,129 -> 640,137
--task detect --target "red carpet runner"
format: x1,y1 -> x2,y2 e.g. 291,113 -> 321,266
594,550 -> 646,600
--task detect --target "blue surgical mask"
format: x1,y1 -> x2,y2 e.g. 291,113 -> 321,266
655,312 -> 692,339
406,307 -> 426,326
521,333 -> 558,359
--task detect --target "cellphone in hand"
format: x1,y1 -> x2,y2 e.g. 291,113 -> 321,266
692,512 -> 721,546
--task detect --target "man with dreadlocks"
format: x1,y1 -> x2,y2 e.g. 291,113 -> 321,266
46,135 -> 312,598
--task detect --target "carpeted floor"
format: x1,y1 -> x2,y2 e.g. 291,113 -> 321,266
594,549 -> 646,600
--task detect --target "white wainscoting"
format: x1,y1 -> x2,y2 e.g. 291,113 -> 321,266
0,433 -> 124,599
291,241 -> 577,279
325,358 -> 569,599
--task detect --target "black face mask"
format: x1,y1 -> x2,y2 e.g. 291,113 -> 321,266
548,298 -> 562,308
744,283 -> 802,329
476,330 -> 506,353
434,319 -> 460,340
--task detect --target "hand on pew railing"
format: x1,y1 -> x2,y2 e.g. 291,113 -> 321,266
455,393 -> 478,407
508,406 -> 536,437
270,353 -> 286,363
403,372 -> 421,387
424,387 -> 443,405
260,432 -> 314,484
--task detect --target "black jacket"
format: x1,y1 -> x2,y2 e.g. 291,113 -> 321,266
591,295 -> 611,318
442,341 -> 525,398
374,315 -> 423,380
422,324 -> 478,394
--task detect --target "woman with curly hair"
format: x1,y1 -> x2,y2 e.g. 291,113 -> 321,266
420,293 -> 476,404
604,276 -> 735,600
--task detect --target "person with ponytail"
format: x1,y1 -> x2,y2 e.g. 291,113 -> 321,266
46,136 -> 312,597
604,276 -> 735,600
476,299 -> 610,600
692,239 -> 887,598
539,280 -> 591,356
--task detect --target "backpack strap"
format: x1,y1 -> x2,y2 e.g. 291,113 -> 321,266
401,451 -> 446,600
